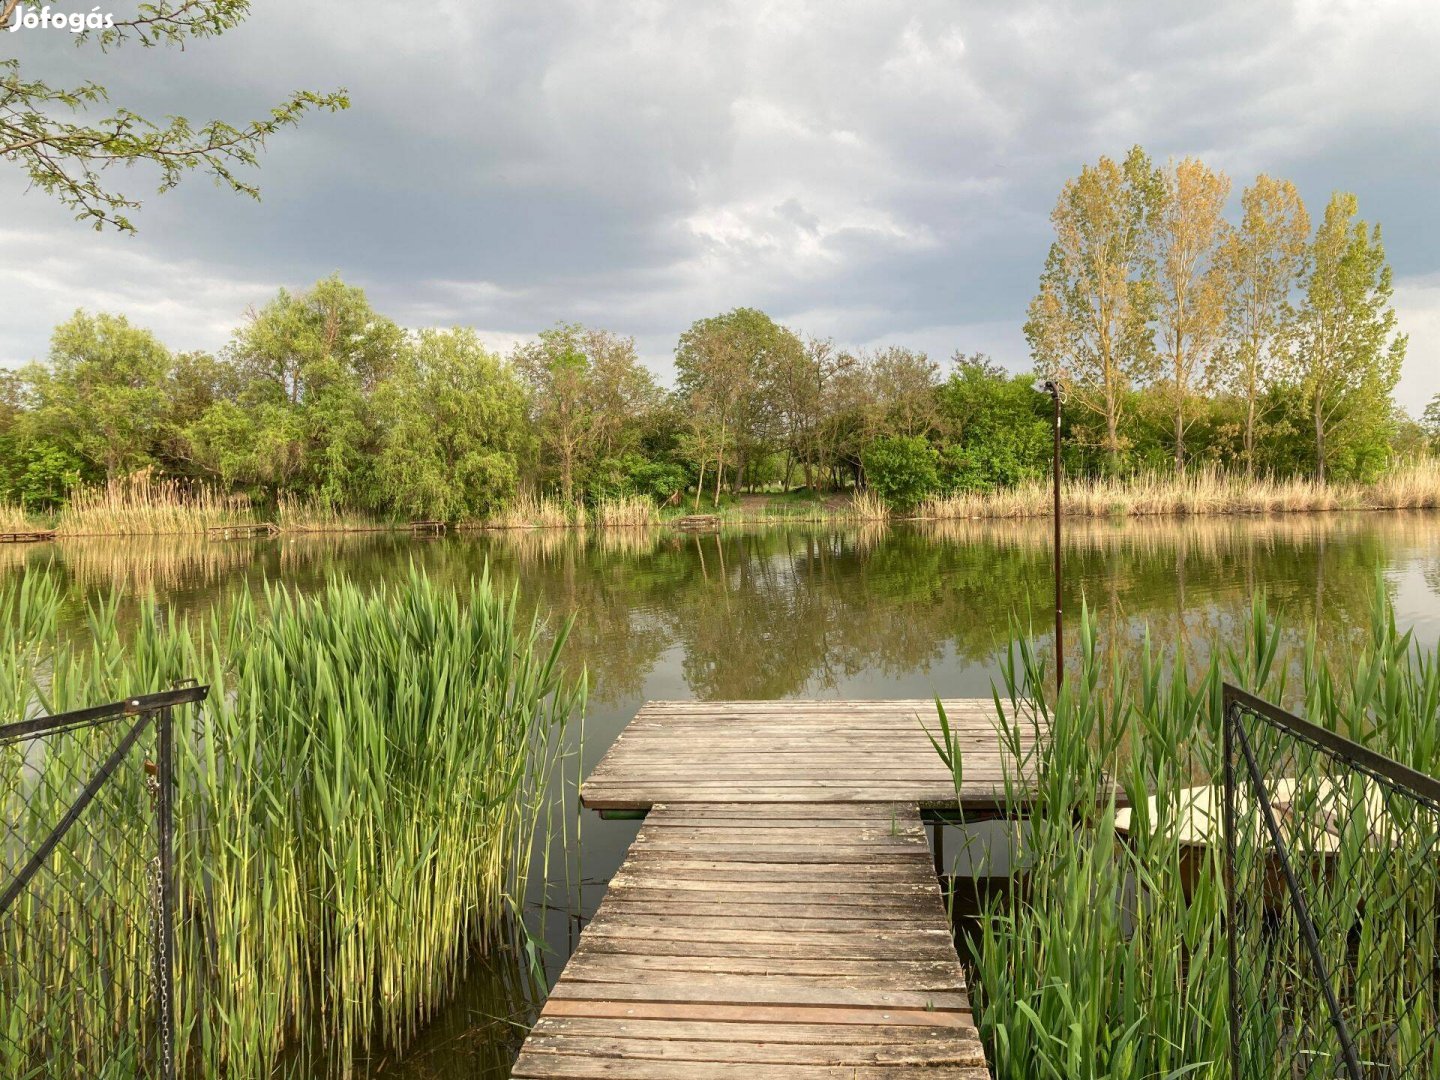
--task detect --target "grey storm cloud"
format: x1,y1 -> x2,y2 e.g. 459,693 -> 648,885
3,0 -> 1438,406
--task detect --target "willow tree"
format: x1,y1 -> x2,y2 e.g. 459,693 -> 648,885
1288,193 -> 1406,482
1215,176 -> 1310,476
1024,146 -> 1158,474
1,0 -> 346,231
374,329 -> 530,520
1153,157 -> 1230,470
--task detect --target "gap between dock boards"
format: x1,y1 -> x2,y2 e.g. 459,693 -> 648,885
512,802 -> 989,1079
512,699 -> 1038,1078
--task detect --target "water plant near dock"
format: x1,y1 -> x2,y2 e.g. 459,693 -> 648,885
1,566 -> 582,1077
961,582 -> 1440,1078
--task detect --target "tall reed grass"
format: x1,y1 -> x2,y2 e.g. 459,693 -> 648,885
0,567 -> 583,1077
52,468 -> 253,536
274,492 -> 386,532
474,493 -> 587,529
848,488 -> 890,521
918,459 -> 1440,521
951,579 -> 1440,1078
592,495 -> 660,527
0,502 -> 38,532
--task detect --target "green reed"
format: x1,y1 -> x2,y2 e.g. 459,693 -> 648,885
1,566 -> 582,1078
956,576 -> 1440,1079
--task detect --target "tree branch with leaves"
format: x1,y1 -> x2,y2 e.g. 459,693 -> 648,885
1,1 -> 347,231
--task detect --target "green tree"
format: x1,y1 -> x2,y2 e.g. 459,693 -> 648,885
1287,193 -> 1406,482
512,325 -> 657,502
194,276 -> 404,502
1153,157 -> 1230,469
1215,176 -> 1310,476
936,354 -> 1050,490
374,330 -> 530,520
27,310 -> 171,479
675,308 -> 801,504
1421,394 -> 1440,453
860,435 -> 938,510
867,346 -> 941,438
1,1 -> 347,231
1025,146 -> 1159,474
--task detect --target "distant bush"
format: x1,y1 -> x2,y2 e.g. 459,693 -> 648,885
861,436 -> 938,510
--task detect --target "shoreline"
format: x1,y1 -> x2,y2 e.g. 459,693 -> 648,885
5,499 -> 1440,541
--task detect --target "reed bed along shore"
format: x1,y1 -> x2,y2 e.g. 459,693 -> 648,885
51,469 -> 252,536
7,459 -> 1440,538
0,567 -> 583,1078
951,582 -> 1440,1077
917,458 -> 1440,521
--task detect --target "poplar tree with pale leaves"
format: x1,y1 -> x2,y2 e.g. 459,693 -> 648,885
1215,176 -> 1310,477
1024,146 -> 1159,475
1287,193 -> 1407,482
1152,157 -> 1231,470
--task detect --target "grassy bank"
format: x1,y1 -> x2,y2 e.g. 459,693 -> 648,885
0,568 -> 582,1077
954,583 -> 1439,1077
918,459 -> 1440,520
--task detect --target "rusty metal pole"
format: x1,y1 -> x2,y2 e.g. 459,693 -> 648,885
1051,384 -> 1063,693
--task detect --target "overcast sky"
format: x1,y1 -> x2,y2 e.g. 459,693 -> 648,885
4,0 -> 1438,409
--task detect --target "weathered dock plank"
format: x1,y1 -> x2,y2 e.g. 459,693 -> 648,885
580,698 -> 1039,812
513,802 -> 988,1080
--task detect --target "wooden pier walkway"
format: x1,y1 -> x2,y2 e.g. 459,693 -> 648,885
513,699 -> 1042,1079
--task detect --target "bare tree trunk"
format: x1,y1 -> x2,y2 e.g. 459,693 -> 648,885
713,421 -> 726,508
693,458 -> 705,513
1244,395 -> 1256,479
1174,397 -> 1185,472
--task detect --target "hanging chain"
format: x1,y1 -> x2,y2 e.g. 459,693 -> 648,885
144,759 -> 174,1078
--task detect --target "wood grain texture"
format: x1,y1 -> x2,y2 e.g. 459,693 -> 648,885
579,698 -> 1041,811
513,801 -> 988,1079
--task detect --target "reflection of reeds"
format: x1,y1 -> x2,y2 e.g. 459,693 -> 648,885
52,536 -> 258,594
485,525 -> 580,561
54,469 -> 252,536
918,460 -> 1440,520
594,526 -> 665,558
917,507 -> 1440,557
852,517 -> 892,552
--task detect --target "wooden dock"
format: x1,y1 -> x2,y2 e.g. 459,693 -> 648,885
513,699 -> 1042,1079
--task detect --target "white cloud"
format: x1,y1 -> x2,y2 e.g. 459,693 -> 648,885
1394,274 -> 1440,414
0,0 -> 1436,401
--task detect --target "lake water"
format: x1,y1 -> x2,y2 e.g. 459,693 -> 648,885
6,511 -> 1440,1075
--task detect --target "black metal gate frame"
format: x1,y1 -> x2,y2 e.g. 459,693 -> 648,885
1221,682 -> 1440,1080
0,685 -> 208,1080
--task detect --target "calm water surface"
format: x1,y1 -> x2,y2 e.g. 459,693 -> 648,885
6,512 -> 1440,1076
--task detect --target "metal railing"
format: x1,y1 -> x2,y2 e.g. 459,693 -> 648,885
1223,683 -> 1440,1080
0,686 -> 207,1080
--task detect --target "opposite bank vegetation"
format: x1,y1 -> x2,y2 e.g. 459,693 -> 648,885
6,459 -> 1440,538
